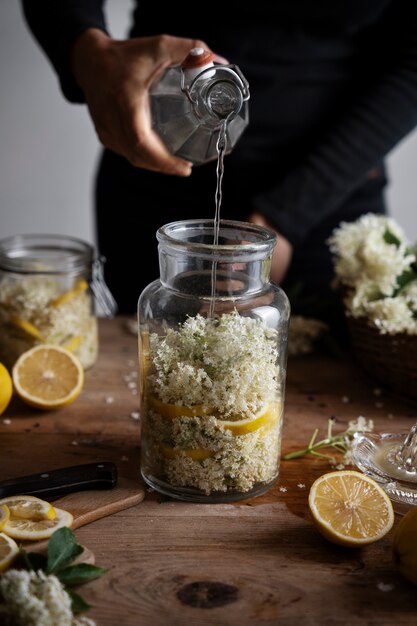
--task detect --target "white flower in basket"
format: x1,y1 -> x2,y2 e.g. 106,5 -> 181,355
327,213 -> 417,335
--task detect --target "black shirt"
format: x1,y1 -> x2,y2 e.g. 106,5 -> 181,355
21,1 -> 417,249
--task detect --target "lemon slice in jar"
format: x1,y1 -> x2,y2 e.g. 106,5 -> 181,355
217,402 -> 281,436
160,445 -> 214,461
147,396 -> 214,419
50,279 -> 88,307
9,317 -> 43,340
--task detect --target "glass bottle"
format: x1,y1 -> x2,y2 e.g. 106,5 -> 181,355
0,234 -> 117,370
138,220 -> 290,502
150,47 -> 250,165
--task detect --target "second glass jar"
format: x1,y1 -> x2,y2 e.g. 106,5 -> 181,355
138,220 -> 290,502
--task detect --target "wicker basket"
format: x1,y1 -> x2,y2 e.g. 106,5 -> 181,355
346,314 -> 417,405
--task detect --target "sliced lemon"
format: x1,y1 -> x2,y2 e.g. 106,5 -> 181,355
9,316 -> 43,340
50,279 -> 89,307
12,344 -> 84,410
147,396 -> 213,419
217,402 -> 281,436
0,495 -> 56,522
3,507 -> 73,541
0,532 -> 19,572
0,504 -> 10,530
160,444 -> 214,461
308,470 -> 394,547
0,362 -> 13,416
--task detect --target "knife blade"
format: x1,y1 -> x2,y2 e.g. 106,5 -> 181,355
0,462 -> 117,499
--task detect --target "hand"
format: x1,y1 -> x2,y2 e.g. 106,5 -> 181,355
70,30 -> 212,176
247,212 -> 293,284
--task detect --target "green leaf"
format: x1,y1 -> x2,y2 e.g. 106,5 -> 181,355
394,269 -> 417,295
57,563 -> 109,586
46,527 -> 84,574
383,228 -> 402,247
67,589 -> 91,614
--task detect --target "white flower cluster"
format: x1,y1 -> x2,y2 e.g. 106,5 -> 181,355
148,311 -> 279,416
0,569 -> 95,626
328,213 -> 417,334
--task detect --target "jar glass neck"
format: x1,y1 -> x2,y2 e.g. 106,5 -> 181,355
157,220 -> 276,297
0,234 -> 94,275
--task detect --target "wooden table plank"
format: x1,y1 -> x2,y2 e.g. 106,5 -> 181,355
1,317 -> 416,626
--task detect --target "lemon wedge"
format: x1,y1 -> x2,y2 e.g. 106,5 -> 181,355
217,402 -> 281,436
160,444 -> 214,461
9,316 -> 44,340
12,344 -> 84,410
3,507 -> 73,541
50,279 -> 89,307
0,495 -> 56,522
0,532 -> 19,572
308,470 -> 394,547
0,362 -> 13,416
0,504 -> 10,531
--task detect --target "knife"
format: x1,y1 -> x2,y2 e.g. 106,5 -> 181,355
0,462 -> 117,499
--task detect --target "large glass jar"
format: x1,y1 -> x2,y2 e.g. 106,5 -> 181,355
0,234 -> 117,370
138,220 -> 290,502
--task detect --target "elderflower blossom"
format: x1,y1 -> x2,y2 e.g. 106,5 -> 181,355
148,311 -> 278,416
0,569 -> 96,626
143,311 -> 283,494
327,213 -> 417,333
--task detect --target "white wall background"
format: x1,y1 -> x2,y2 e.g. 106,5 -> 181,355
1,0 -> 416,247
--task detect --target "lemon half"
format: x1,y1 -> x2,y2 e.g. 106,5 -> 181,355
12,344 -> 84,410
309,470 -> 394,547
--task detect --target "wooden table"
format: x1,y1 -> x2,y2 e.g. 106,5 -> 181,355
1,318 -> 416,625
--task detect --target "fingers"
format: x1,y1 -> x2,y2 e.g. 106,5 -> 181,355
152,34 -> 213,67
121,98 -> 193,175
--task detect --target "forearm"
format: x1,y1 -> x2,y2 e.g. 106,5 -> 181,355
22,0 -> 108,102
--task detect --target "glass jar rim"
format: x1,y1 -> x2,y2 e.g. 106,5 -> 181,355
0,234 -> 95,274
157,219 -> 276,260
